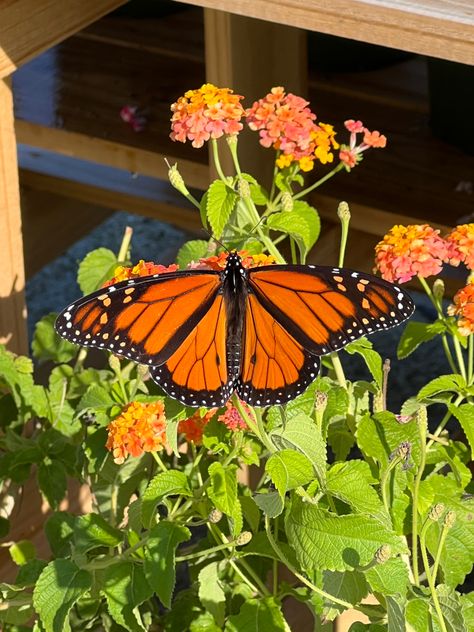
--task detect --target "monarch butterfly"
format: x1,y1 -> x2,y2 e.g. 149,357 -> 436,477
55,252 -> 414,407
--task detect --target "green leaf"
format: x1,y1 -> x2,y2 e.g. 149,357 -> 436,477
144,521 -> 190,608
365,557 -> 409,596
9,540 -> 36,566
460,592 -> 474,630
32,314 -> 77,364
266,201 -> 320,261
448,403 -> 474,458
16,559 -> 48,587
434,584 -> 467,632
44,512 -> 75,557
74,513 -> 123,554
397,320 -> 446,360
406,597 -> 430,632
190,612 -> 222,632
77,247 -> 118,294
0,516 -> 9,538
141,470 -> 191,529
199,190 -> 209,230
225,597 -> 289,631
206,180 -> 238,238
102,560 -> 153,632
0,347 -> 48,420
33,560 -> 92,632
345,338 -> 382,388
254,491 -> 284,518
176,240 -> 209,269
78,384 -> 115,426
323,570 -> 369,620
45,370 -> 79,436
386,594 -> 407,632
270,413 -> 326,485
38,460 -> 67,510
285,496 -> 407,572
208,462 -> 242,536
327,461 -> 390,528
198,562 -> 226,627
417,374 -> 466,401
266,449 -> 313,498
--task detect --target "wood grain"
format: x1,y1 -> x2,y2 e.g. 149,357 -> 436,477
177,0 -> 474,64
0,78 -> 28,354
0,0 -> 127,78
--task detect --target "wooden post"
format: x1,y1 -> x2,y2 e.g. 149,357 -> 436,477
204,9 -> 306,187
0,77 -> 28,355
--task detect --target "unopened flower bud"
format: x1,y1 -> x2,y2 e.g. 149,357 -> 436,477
168,163 -> 190,196
444,510 -> 456,529
208,508 -> 223,524
433,278 -> 445,301
390,441 -> 411,468
416,406 -> 428,444
235,531 -> 252,546
375,544 -> 391,565
137,364 -> 149,380
109,354 -> 121,373
315,391 -> 328,413
428,503 -> 445,522
337,201 -> 351,224
281,191 -> 293,213
237,177 -> 250,200
373,390 -> 384,413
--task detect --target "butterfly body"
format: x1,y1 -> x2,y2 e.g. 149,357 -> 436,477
56,252 -> 414,407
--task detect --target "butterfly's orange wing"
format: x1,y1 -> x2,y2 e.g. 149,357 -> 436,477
150,293 -> 233,407
55,271 -> 222,366
248,265 -> 414,356
236,294 -> 320,406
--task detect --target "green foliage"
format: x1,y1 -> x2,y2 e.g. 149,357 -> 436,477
77,247 -> 118,294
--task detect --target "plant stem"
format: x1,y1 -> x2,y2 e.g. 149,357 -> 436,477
441,334 -> 458,374
234,396 -> 274,453
469,335 -> 474,384
432,522 -> 450,584
411,423 -> 428,586
118,225 -> 133,262
293,163 -> 345,201
211,138 -> 228,182
175,539 -> 242,562
330,353 -> 347,389
420,522 -> 448,632
264,516 -> 353,611
151,451 -> 168,473
452,335 -> 467,380
426,393 -> 464,450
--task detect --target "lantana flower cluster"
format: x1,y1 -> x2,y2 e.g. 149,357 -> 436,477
170,83 -> 386,172
375,222 -> 474,335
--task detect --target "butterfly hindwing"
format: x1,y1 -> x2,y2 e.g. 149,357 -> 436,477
149,293 -> 233,407
55,271 -> 221,366
237,294 -> 320,406
248,265 -> 414,355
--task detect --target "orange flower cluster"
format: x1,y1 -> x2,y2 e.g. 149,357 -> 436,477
104,260 -> 178,287
445,224 -> 474,271
170,84 -> 245,148
245,86 -> 339,172
448,283 -> 474,336
374,224 -> 450,284
198,251 -> 276,271
339,119 -> 387,171
178,409 -> 216,444
106,401 -> 167,464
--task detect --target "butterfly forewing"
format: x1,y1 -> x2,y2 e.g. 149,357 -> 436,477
248,265 -> 414,355
149,294 -> 234,407
55,271 -> 221,366
237,294 -> 320,406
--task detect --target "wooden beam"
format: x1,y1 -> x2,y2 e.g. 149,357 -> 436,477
15,121 -> 210,191
0,79 -> 28,354
204,9 -> 306,186
0,0 -> 127,78
20,170 -> 203,234
181,0 -> 474,65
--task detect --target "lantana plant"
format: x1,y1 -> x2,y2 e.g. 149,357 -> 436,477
0,84 -> 473,632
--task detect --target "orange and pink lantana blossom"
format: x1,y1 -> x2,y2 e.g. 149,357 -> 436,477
339,119 -> 387,171
103,260 -> 178,287
374,224 -> 450,284
448,283 -> 474,336
170,84 -> 245,148
106,401 -> 167,464
178,409 -> 217,444
195,250 -> 276,272
218,401 -> 253,431
445,224 -> 474,271
245,86 -> 339,172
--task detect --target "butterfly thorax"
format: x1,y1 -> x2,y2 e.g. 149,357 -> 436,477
221,254 -> 248,381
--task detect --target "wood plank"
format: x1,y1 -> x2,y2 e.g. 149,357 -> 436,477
204,9 -> 306,186
15,121 -> 210,191
179,0 -> 474,64
19,169 -> 204,233
0,0 -> 127,78
0,78 -> 28,354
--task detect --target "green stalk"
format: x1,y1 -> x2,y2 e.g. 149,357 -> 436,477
234,395 -> 275,454
411,425 -> 428,586
117,225 -> 133,262
432,523 -> 450,583
330,353 -> 347,389
211,138 -> 228,182
420,522 -> 448,632
151,450 -> 168,473
452,335 -> 467,380
468,334 -> 474,384
426,393 -> 464,450
292,162 -> 345,201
